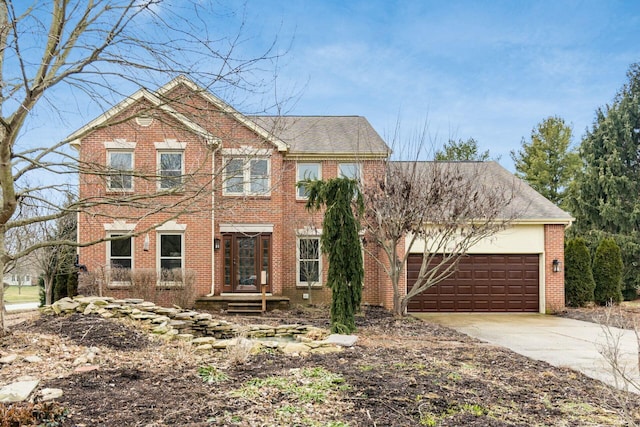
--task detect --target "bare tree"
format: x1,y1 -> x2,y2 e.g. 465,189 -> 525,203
0,1 -> 286,333
360,131 -> 519,316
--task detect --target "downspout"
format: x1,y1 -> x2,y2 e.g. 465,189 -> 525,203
208,146 -> 217,296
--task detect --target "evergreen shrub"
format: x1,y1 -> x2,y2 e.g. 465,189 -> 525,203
564,238 -> 595,307
592,238 -> 624,305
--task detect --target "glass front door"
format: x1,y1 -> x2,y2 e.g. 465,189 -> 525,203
223,234 -> 271,293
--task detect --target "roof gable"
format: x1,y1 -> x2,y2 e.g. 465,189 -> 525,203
156,76 -> 288,152
68,76 -> 288,151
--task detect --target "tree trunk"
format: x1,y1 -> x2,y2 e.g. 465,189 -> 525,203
45,277 -> 54,306
0,231 -> 6,334
393,293 -> 404,317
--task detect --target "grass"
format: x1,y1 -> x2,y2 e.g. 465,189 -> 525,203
4,285 -> 40,304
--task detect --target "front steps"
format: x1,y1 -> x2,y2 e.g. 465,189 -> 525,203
195,295 -> 290,314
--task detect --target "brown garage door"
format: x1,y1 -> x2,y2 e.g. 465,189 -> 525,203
407,254 -> 539,312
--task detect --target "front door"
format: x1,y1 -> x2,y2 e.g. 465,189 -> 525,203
223,234 -> 271,293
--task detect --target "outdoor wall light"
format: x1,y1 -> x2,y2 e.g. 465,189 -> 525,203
552,259 -> 562,273
214,238 -> 221,250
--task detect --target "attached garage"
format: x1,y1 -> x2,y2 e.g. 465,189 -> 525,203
407,253 -> 540,313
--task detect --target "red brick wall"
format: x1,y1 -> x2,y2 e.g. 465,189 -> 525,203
544,224 -> 566,313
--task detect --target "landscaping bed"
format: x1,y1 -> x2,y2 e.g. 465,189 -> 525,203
1,305 -> 639,426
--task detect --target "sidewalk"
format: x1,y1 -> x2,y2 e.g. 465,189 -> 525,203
6,302 -> 40,312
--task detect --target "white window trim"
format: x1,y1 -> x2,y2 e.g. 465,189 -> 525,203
107,150 -> 135,192
222,146 -> 272,156
296,162 -> 321,200
296,235 -> 322,287
154,140 -> 187,150
157,231 -> 185,286
104,139 -> 136,150
106,233 -> 134,287
222,156 -> 271,196
220,223 -> 273,233
157,150 -> 185,190
104,221 -> 136,232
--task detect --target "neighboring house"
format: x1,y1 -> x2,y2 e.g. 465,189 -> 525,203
71,76 -> 571,313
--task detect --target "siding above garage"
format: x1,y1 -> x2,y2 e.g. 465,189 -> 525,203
409,224 -> 545,255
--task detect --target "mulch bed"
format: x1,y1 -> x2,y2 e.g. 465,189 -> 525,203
2,305 -> 639,426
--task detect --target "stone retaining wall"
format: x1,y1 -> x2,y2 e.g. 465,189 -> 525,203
41,296 -> 334,354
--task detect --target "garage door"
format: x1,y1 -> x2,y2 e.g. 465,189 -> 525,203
407,254 -> 539,312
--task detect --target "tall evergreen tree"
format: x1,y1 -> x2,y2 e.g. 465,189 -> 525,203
569,63 -> 640,297
434,137 -> 492,161
511,116 -> 579,208
301,177 -> 364,334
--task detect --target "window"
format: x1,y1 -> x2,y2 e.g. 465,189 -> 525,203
108,151 -> 133,190
297,237 -> 321,285
159,152 -> 183,189
159,233 -> 183,274
223,157 -> 271,195
108,234 -> 133,283
338,163 -> 361,181
297,163 -> 320,199
109,235 -> 132,269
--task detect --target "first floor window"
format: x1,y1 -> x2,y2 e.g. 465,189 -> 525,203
159,152 -> 183,189
298,237 -> 321,285
110,235 -> 132,269
159,234 -> 183,278
109,235 -> 132,282
108,151 -> 133,190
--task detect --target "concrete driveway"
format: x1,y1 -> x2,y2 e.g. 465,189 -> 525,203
414,313 -> 640,393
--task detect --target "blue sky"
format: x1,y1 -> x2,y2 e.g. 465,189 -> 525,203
19,1 -> 640,172
219,0 -> 640,168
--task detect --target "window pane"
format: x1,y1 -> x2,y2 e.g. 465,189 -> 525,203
299,261 -> 319,282
339,163 -> 360,180
110,152 -> 132,169
225,159 -> 244,193
297,163 -> 319,197
111,236 -> 132,257
300,238 -> 319,259
161,259 -> 182,270
250,159 -> 268,193
160,235 -> 182,257
111,258 -> 132,269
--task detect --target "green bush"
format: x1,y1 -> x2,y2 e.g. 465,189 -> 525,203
592,238 -> 623,305
564,238 -> 595,307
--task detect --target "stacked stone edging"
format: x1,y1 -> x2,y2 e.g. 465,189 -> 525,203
40,296 -> 333,353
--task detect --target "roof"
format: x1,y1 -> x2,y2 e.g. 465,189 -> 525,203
251,116 -> 390,158
392,161 -> 574,224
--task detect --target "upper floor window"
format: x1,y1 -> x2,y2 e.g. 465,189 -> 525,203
338,163 -> 361,181
296,163 -> 320,199
159,152 -> 183,189
224,157 -> 270,195
108,151 -> 133,190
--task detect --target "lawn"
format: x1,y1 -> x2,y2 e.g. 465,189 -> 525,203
4,285 -> 40,304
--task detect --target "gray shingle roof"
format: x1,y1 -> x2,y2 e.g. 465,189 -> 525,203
251,116 -> 390,156
392,161 -> 573,223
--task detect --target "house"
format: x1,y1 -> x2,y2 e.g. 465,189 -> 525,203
71,76 -> 571,313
